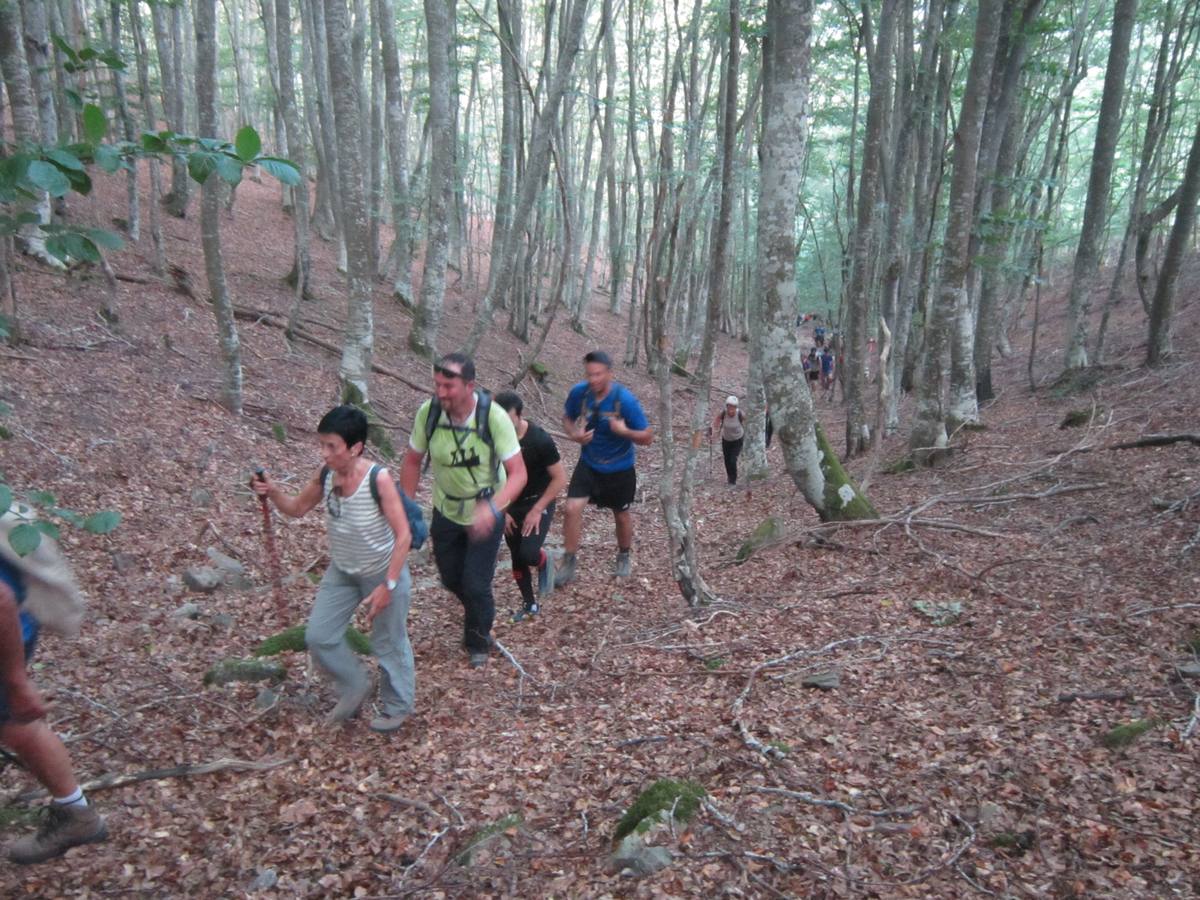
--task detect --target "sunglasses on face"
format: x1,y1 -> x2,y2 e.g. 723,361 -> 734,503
433,364 -> 466,379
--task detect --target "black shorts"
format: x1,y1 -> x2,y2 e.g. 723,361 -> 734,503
567,461 -> 637,511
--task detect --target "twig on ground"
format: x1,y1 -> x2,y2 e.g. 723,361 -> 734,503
382,794 -> 444,819
1056,691 -> 1133,704
615,735 -> 669,748
1127,603 -> 1200,618
1181,693 -> 1200,741
750,786 -> 921,819
11,757 -> 292,803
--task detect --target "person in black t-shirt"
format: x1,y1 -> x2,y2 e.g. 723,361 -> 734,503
495,392 -> 567,621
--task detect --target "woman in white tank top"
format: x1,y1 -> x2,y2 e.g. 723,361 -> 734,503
711,396 -> 745,485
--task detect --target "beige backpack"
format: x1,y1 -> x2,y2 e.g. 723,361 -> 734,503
0,506 -> 85,637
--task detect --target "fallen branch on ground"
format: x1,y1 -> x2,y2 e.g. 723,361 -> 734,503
12,757 -> 292,803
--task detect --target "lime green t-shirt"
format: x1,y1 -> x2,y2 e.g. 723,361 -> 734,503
410,395 -> 521,525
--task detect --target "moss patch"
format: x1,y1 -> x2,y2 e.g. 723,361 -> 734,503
815,424 -> 878,520
1100,719 -> 1156,749
614,779 -> 705,843
736,517 -> 784,563
254,625 -> 370,658
885,456 -> 916,475
203,658 -> 287,686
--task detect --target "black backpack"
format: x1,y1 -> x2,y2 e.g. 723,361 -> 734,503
319,464 -> 428,549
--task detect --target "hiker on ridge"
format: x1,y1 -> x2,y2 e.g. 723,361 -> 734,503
251,405 -> 415,733
556,350 -> 653,584
400,353 -> 526,668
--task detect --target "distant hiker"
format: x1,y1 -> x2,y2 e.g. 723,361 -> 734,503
557,350 -> 654,584
400,353 -> 526,668
494,392 -> 567,622
0,512 -> 108,863
820,346 -> 836,393
251,405 -> 415,733
765,405 -> 774,450
814,324 -> 826,347
805,348 -> 820,388
712,396 -> 745,485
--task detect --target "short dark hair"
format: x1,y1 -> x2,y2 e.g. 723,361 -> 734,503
584,350 -> 612,368
494,391 -> 523,416
318,405 -> 369,450
436,351 -> 476,382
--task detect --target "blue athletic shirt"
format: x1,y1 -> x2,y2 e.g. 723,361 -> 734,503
0,557 -> 39,647
563,382 -> 649,473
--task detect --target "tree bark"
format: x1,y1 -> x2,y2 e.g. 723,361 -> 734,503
324,0 -> 375,400
276,0 -> 312,317
129,0 -> 166,275
910,0 -> 1003,463
463,0 -> 591,355
376,0 -> 414,303
1146,117 -> 1200,365
195,0 -> 244,414
409,0 -> 454,357
1062,0 -> 1138,369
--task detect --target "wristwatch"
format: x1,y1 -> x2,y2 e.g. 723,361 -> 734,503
386,578 -> 398,591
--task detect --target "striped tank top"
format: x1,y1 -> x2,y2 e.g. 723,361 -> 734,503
323,466 -> 395,576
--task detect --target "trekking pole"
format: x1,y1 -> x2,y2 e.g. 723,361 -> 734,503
254,467 -> 287,622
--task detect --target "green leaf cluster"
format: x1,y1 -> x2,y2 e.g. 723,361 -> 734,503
0,465 -> 121,557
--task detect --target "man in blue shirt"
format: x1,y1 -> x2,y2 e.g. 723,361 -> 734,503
557,351 -> 654,583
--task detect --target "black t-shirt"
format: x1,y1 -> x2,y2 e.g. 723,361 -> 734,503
514,422 -> 561,510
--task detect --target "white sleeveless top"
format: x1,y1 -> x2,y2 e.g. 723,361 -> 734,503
323,467 -> 395,576
720,410 -> 745,441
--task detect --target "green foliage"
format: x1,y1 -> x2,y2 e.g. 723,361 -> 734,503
1183,630 -> 1200,655
271,423 -> 288,443
0,475 -> 122,555
703,657 -> 725,670
253,625 -> 371,658
614,779 -> 706,843
1100,719 -> 1156,749
234,126 -> 262,163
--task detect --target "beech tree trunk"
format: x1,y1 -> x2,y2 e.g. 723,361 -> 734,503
324,0 -> 375,400
910,0 -> 1003,463
195,0 -> 243,414
1146,117 -> 1200,365
376,0 -> 413,303
275,0 -> 311,317
410,0 -> 453,357
1062,0 -> 1137,369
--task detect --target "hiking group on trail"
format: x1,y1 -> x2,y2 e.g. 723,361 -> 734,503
0,347 -> 783,865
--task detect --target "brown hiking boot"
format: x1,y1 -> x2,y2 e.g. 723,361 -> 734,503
8,803 -> 108,864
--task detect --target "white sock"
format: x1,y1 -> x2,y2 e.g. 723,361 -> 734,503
52,787 -> 87,809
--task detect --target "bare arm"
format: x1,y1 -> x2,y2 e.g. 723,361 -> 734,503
529,461 -> 567,518
399,448 -> 424,499
251,469 -> 323,518
493,453 -> 527,513
363,470 -> 412,626
562,415 -> 594,445
0,583 -> 45,723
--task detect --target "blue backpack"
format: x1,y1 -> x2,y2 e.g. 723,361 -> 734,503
319,464 -> 428,550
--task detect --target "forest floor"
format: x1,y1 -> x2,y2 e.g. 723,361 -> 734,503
1,169 -> 1199,899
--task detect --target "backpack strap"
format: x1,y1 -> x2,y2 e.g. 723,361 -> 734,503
368,463 -> 381,508
474,389 -> 497,487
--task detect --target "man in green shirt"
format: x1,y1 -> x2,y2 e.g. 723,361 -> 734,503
401,353 -> 526,668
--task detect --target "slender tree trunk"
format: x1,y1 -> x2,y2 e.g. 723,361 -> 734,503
376,0 -> 413,303
844,0 -> 897,456
108,0 -> 139,243
0,0 -> 55,265
463,0 -> 591,355
151,2 -> 191,217
276,0 -> 311,316
410,0 -> 453,357
324,0 -> 375,399
196,0 -> 243,414
910,0 -> 1003,462
129,0 -> 166,274
1063,0 -> 1138,369
1146,117 -> 1200,365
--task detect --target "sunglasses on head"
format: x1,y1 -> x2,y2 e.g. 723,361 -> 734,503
433,364 -> 465,379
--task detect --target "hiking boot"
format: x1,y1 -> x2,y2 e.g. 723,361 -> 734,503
468,652 -> 489,669
369,713 -> 409,734
537,553 -> 555,597
325,678 -> 372,724
614,549 -> 632,578
8,803 -> 108,865
554,553 -> 577,588
511,603 -> 539,623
